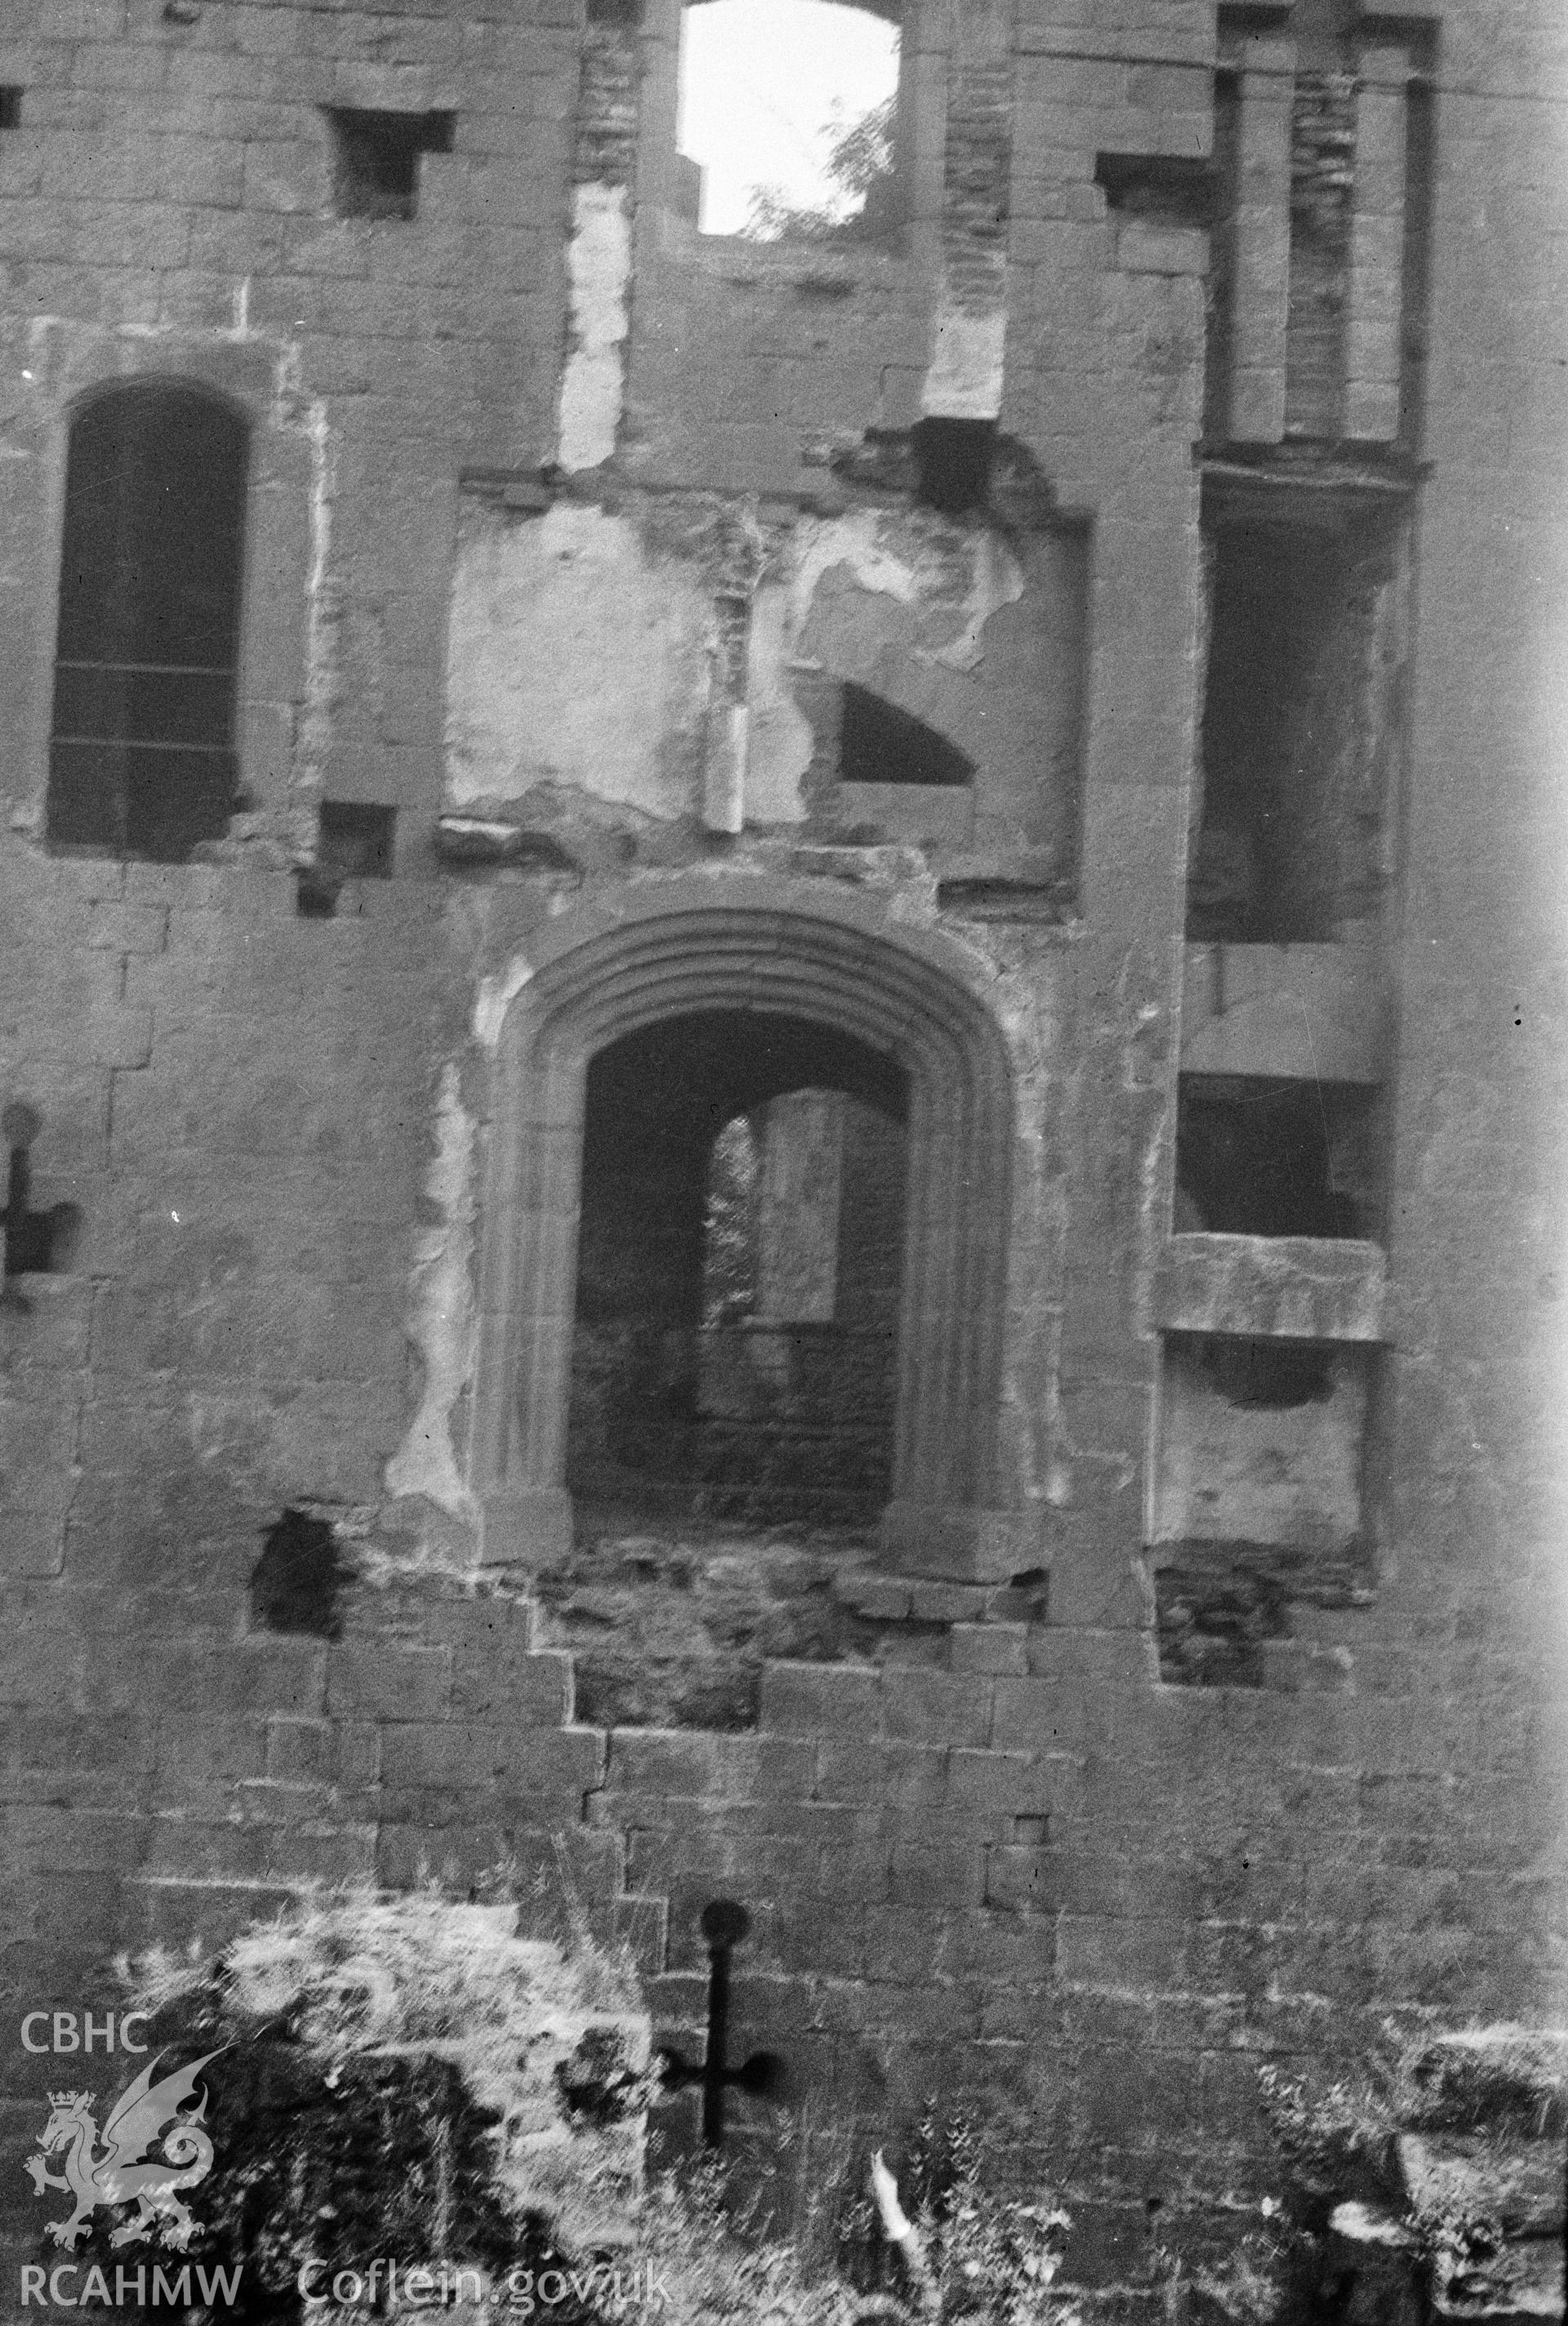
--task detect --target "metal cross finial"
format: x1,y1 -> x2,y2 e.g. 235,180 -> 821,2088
660,1899 -> 785,2146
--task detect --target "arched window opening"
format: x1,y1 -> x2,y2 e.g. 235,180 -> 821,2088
675,0 -> 901,242
47,382 -> 248,862
567,1012 -> 909,1528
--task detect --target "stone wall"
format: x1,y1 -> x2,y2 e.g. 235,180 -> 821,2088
0,0 -> 1566,2315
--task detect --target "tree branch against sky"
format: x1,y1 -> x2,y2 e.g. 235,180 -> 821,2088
742,91 -> 897,242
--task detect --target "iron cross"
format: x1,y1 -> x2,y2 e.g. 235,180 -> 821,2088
660,1899 -> 785,2146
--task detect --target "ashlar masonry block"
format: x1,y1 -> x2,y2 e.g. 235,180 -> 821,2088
1228,42 -> 1294,442
1346,50 -> 1410,442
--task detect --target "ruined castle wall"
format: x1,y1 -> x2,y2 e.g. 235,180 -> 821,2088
0,0 -> 1566,2311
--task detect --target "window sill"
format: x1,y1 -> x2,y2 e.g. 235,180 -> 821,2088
1152,1232 -> 1387,1343
654,209 -> 913,289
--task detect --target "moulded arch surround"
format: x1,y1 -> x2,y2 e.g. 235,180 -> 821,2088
472,880 -> 1021,1580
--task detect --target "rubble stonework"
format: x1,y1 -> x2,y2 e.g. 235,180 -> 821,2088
0,0 -> 1566,2311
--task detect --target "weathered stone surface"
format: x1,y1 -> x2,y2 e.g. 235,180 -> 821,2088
0,0 -> 1561,2307
1152,1232 -> 1387,1340
1180,942 -> 1388,1082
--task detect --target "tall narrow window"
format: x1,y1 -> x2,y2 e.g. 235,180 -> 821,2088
47,382 -> 248,862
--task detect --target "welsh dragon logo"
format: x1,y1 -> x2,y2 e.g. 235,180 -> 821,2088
25,2050 -> 224,2251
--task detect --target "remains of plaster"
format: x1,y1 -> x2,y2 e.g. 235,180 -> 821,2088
702,703 -> 746,832
385,1064 -> 478,1516
930,527 -> 1024,671
702,518 -> 763,831
788,509 -> 921,635
444,502 -> 712,815
922,305 -> 1006,421
445,499 -> 1031,833
292,393 -> 339,858
558,184 -> 632,473
473,955 -> 536,1053
741,582 -> 813,823
788,508 -> 1024,676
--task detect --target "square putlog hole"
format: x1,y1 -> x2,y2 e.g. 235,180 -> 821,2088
326,108 -> 455,221
319,800 -> 395,879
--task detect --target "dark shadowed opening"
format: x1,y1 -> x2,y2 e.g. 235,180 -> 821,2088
1175,1074 -> 1374,1240
567,1009 -> 908,1526
250,1509 -> 349,1639
1188,514 -> 1398,942
1192,1333 -> 1335,1408
48,382 -> 248,862
296,803 -> 397,914
839,684 -> 974,786
319,800 -> 395,878
326,107 -> 456,220
1,1101 -> 81,1288
914,417 -> 996,514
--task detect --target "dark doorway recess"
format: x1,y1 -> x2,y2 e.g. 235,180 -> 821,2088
1188,513 -> 1399,943
471,887 -> 1015,1575
47,381 -> 248,862
567,1010 -> 909,1527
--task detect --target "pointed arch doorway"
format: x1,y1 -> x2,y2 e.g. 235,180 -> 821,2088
472,882 -> 1021,1580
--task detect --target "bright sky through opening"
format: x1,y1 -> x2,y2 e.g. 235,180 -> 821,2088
677,0 -> 900,236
